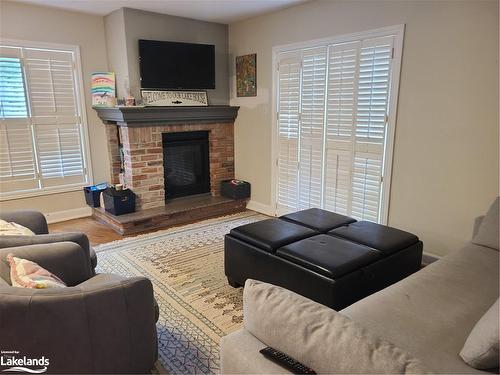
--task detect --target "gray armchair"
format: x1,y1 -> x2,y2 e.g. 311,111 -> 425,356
0,240 -> 159,373
0,210 -> 97,271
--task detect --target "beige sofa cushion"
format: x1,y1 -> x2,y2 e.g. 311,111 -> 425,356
472,197 -> 499,250
243,279 -> 429,374
221,328 -> 290,374
342,242 -> 499,374
460,298 -> 499,369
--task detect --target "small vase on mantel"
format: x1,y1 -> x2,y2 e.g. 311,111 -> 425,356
125,95 -> 135,106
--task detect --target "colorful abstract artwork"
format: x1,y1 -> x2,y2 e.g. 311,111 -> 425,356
236,54 -> 256,97
91,72 -> 116,107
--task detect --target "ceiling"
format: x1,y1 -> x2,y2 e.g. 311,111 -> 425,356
15,0 -> 309,24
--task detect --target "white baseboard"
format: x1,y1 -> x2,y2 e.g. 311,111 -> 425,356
246,200 -> 275,216
422,251 -> 441,265
45,206 -> 92,224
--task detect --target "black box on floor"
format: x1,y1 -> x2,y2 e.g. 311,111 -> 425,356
221,179 -> 251,200
103,187 -> 136,215
83,184 -> 107,207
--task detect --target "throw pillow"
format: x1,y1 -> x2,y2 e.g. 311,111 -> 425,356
7,253 -> 66,289
472,197 -> 499,250
0,219 -> 35,236
460,299 -> 499,369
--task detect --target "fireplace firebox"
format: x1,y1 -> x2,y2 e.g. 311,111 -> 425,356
162,131 -> 211,200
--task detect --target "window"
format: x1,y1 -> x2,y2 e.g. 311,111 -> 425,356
0,57 -> 28,118
274,26 -> 403,223
0,41 -> 91,198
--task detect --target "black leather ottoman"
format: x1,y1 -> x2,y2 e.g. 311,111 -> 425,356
228,218 -> 316,253
329,221 -> 419,256
280,208 -> 356,233
276,235 -> 381,279
225,218 -> 316,287
225,209 -> 423,309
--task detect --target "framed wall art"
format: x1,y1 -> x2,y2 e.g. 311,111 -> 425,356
91,72 -> 116,107
236,53 -> 257,97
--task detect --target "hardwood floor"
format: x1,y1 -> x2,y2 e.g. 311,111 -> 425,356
49,217 -> 126,245
48,210 -> 250,246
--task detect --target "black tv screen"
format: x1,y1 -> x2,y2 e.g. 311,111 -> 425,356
139,40 -> 215,90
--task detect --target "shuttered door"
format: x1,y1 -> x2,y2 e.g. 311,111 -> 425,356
323,41 -> 360,215
351,35 -> 394,222
23,48 -> 86,189
276,52 -> 301,214
275,33 -> 397,223
298,47 -> 327,210
0,46 -> 38,193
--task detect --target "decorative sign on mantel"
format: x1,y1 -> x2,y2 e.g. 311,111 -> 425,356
141,90 -> 208,107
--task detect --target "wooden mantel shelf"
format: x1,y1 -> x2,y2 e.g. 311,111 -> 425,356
94,105 -> 240,127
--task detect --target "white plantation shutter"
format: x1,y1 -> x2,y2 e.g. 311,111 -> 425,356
24,48 -> 86,188
0,46 -> 38,193
298,47 -> 326,210
276,30 -> 400,223
323,41 -> 359,215
351,36 -> 394,222
0,47 -> 29,118
0,43 -> 89,196
277,53 -> 301,213
0,120 -> 38,192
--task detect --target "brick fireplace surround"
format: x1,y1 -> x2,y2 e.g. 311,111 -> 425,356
105,122 -> 235,210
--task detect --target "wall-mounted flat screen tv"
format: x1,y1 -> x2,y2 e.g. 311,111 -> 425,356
139,39 -> 215,90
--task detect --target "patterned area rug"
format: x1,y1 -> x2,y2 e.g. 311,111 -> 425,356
94,211 -> 267,374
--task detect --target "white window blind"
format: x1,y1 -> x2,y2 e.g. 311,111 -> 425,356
298,47 -> 326,210
276,29 -> 401,223
351,36 -> 393,221
0,53 -> 28,118
324,41 -> 359,216
0,43 -> 89,197
276,53 -> 301,214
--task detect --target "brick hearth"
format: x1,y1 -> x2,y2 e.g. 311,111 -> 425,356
105,122 -> 235,210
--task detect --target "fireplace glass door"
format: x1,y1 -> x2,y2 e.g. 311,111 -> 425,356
162,131 -> 210,199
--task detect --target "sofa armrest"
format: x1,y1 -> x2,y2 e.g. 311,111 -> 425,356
0,242 -> 93,286
79,274 -> 159,370
0,232 -> 95,270
242,279 -> 428,374
79,273 -> 159,322
0,274 -> 158,374
0,209 -> 49,234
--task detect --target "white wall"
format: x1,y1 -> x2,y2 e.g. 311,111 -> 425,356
104,8 -> 129,101
229,0 -> 499,256
105,7 -> 229,104
0,1 -> 110,216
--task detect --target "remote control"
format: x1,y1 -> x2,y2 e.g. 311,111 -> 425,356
259,347 -> 316,374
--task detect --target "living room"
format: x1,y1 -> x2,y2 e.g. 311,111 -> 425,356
0,0 -> 498,374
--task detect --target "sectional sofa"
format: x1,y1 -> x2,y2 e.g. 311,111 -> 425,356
221,199 -> 499,373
